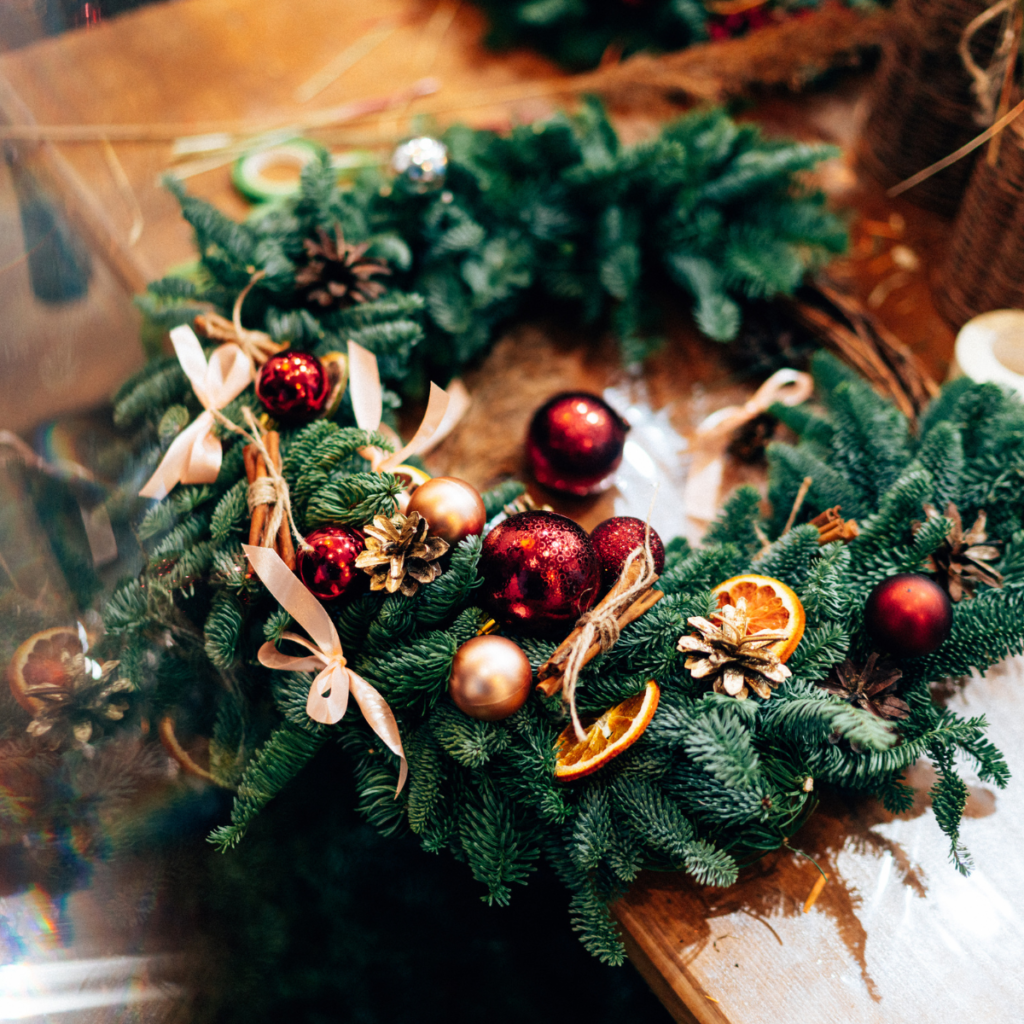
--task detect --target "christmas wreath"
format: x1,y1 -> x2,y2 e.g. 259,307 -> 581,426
468,0 -> 882,72
137,101 -> 845,395
12,102 -> 1021,967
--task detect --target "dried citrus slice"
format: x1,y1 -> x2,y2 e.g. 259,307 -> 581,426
554,679 -> 660,780
711,574 -> 805,662
6,626 -> 83,714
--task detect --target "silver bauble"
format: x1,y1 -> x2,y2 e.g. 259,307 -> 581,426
391,136 -> 448,193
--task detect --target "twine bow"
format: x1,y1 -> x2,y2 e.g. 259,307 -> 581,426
684,368 -> 812,525
194,270 -> 288,374
244,543 -> 407,793
346,339 -> 465,473
139,325 -> 251,499
237,408 -> 311,561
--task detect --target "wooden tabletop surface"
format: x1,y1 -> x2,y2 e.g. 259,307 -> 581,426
3,3 -> 1010,1022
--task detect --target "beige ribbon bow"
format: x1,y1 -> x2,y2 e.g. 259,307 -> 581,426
346,339 -> 466,473
243,543 -> 408,794
684,368 -> 813,526
140,325 -> 252,500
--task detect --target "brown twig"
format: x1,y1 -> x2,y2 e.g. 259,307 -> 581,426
782,477 -> 814,536
785,279 -> 938,423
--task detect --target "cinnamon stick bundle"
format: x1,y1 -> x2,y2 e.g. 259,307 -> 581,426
536,559 -> 663,697
243,430 -> 296,570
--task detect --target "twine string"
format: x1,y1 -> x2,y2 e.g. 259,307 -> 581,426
562,524 -> 659,743
209,405 -> 312,554
230,269 -> 283,367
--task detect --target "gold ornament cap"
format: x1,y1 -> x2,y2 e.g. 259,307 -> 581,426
449,635 -> 532,721
407,476 -> 486,546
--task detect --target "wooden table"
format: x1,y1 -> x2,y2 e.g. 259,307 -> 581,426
3,3 -> 1009,1022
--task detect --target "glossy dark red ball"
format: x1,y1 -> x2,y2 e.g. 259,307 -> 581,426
256,352 -> 329,423
526,392 -> 629,496
590,517 -> 665,591
864,573 -> 953,658
479,511 -> 601,635
296,526 -> 366,601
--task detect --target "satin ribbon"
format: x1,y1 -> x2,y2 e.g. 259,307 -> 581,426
243,543 -> 408,794
140,326 -> 252,500
684,368 -> 813,525
346,340 -> 456,473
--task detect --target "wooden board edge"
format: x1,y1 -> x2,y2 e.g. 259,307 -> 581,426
614,898 -> 732,1024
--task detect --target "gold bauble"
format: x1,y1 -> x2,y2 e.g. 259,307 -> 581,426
407,476 -> 486,545
449,635 -> 532,721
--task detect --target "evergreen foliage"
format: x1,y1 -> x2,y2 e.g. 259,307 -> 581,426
141,101 -> 844,401
104,336 -> 1024,964
468,0 -> 874,72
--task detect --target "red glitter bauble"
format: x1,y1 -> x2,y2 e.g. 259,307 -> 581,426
526,392 -> 628,496
864,573 -> 953,658
479,511 -> 600,634
590,517 -> 665,591
256,352 -> 329,423
296,526 -> 366,601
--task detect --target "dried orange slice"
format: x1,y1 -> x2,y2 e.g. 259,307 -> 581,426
711,574 -> 805,662
554,680 -> 660,780
6,626 -> 83,714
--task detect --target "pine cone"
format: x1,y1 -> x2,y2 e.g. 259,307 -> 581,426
355,511 -> 449,596
913,502 -> 1003,602
818,653 -> 908,720
294,227 -> 390,309
677,602 -> 791,700
27,653 -> 133,748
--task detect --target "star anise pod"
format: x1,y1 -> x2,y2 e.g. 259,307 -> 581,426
677,601 -> 791,700
27,653 -> 133,749
355,510 -> 448,596
913,502 -> 1002,602
818,653 -> 909,720
294,227 -> 390,309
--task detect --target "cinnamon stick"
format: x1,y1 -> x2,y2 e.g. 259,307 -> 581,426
537,589 -> 664,697
266,432 -> 296,570
247,443 -> 269,547
537,559 -> 649,681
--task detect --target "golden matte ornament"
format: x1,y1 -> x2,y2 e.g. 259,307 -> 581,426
355,510 -> 448,596
406,476 -> 487,546
449,635 -> 532,721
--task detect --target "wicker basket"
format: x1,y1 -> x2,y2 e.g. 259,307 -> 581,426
859,0 -> 1000,218
935,120 -> 1024,325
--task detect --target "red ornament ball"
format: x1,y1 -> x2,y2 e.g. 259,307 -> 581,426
526,392 -> 629,496
590,517 -> 665,591
296,526 -> 366,601
864,573 -> 953,658
256,352 -> 329,423
479,511 -> 600,634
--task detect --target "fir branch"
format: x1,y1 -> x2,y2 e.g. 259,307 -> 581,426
209,726 -> 325,851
